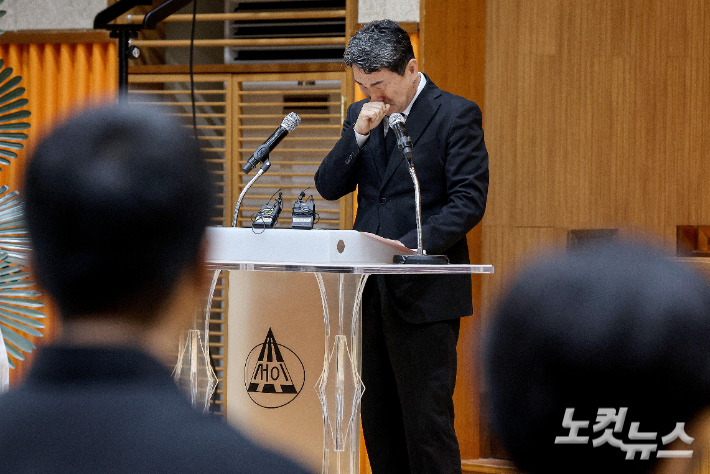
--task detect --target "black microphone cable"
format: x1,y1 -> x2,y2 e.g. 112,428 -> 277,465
189,0 -> 198,142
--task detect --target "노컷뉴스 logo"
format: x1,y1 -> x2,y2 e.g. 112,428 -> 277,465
554,407 -> 694,460
243,327 -> 305,409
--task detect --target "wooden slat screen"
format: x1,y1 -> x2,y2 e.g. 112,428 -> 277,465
232,72 -> 346,229
127,71 -> 349,415
124,3 -> 347,64
127,74 -> 232,414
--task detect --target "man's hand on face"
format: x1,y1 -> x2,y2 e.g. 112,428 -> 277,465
354,101 -> 391,135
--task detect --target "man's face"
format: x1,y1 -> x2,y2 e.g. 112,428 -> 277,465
353,59 -> 420,115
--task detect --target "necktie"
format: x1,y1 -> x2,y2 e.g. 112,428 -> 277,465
384,125 -> 397,165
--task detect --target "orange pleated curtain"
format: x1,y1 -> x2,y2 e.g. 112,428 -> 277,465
0,40 -> 118,385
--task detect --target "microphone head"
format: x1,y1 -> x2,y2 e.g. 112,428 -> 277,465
281,112 -> 301,132
389,113 -> 406,127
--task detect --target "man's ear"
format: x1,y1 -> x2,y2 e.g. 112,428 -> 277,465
407,58 -> 419,76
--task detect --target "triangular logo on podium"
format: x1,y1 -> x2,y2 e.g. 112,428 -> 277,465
247,328 -> 298,394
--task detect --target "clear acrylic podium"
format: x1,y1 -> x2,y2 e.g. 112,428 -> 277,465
206,227 -> 494,474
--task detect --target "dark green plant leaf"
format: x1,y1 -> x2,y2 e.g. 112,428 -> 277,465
0,133 -> 27,140
0,54 -> 44,372
0,212 -> 18,226
0,290 -> 40,297
3,340 -> 24,362
0,303 -> 45,318
0,250 -> 46,366
0,141 -> 23,150
0,209 -> 22,219
0,198 -> 18,212
0,315 -> 42,337
1,324 -> 35,352
0,67 -> 11,86
0,149 -> 16,160
0,223 -> 23,232
0,187 -> 17,201
0,123 -> 30,131
0,239 -> 30,248
0,264 -> 22,277
0,78 -> 22,97
0,202 -> 21,214
0,272 -> 32,284
0,281 -> 34,290
0,296 -> 44,308
0,110 -> 30,122
0,98 -> 28,114
0,308 -> 45,328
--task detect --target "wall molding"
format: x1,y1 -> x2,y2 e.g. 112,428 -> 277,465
0,30 -> 113,45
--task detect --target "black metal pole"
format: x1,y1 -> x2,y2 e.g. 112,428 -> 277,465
117,29 -> 130,101
95,0 -> 193,103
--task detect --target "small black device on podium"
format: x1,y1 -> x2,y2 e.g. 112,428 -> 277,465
389,113 -> 449,265
292,187 -> 317,230
253,190 -> 283,229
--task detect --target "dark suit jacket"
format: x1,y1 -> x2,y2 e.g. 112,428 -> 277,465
0,346 -> 312,474
315,75 -> 489,323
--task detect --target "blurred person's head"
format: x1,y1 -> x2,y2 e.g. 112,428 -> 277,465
24,103 -> 212,356
485,242 -> 710,474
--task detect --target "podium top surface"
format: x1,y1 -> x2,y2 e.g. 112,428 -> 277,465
206,227 -> 494,275
207,261 -> 494,275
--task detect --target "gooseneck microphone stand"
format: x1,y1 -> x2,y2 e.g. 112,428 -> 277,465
389,113 -> 449,265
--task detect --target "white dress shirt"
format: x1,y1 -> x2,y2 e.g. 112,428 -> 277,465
354,72 -> 427,148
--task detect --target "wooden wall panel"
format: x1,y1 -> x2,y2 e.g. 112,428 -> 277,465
483,5 -> 710,470
420,0 -> 486,104
483,0 -> 710,314
480,0 -> 516,228
420,0 -> 487,462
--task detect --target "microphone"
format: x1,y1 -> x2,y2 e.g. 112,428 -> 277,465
242,112 -> 301,173
388,113 -> 413,161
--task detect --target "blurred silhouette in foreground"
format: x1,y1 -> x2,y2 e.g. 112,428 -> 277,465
0,103 -> 311,474
485,242 -> 710,474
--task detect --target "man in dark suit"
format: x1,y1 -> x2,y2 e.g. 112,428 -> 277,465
315,20 -> 489,474
0,104 -> 311,474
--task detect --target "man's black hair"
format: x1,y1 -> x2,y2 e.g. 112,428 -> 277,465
484,242 -> 710,474
23,103 -> 213,321
343,19 -> 415,75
